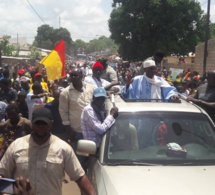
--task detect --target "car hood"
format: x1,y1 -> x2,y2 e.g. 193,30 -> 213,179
100,165 -> 215,195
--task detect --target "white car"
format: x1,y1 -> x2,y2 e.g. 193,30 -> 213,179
77,95 -> 215,195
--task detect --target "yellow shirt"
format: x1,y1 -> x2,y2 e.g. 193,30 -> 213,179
30,82 -> 49,92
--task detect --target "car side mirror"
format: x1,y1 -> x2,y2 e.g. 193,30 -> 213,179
77,140 -> 97,156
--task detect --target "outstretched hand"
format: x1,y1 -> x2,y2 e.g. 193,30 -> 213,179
110,107 -> 119,119
186,97 -> 199,104
172,95 -> 179,100
125,71 -> 133,85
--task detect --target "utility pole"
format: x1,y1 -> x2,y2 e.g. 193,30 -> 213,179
17,33 -> 19,48
59,16 -> 61,28
0,45 -> 2,67
203,0 -> 211,76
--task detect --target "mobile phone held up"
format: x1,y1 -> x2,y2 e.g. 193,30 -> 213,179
0,178 -> 16,194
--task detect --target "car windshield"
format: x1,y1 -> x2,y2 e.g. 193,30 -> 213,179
104,112 -> 215,165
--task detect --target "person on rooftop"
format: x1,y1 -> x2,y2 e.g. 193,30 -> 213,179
84,61 -> 120,93
121,60 -> 179,100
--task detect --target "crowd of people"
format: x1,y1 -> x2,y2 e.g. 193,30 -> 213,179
0,51 -> 214,194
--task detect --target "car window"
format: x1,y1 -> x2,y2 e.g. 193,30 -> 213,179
104,112 -> 215,165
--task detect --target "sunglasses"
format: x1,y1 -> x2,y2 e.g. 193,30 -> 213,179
95,97 -> 106,101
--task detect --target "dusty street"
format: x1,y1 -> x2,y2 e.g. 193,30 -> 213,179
62,174 -> 81,195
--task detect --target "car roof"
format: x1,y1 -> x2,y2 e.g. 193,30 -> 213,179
110,94 -> 203,114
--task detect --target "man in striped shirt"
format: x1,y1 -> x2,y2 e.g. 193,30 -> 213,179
81,87 -> 118,147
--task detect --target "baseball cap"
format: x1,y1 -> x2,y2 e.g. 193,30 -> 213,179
32,108 -> 53,124
143,60 -> 156,68
20,76 -> 30,82
93,87 -> 107,98
92,61 -> 104,70
34,73 -> 42,77
18,69 -> 25,75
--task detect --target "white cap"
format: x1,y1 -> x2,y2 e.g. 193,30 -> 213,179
143,60 -> 156,68
20,76 -> 30,82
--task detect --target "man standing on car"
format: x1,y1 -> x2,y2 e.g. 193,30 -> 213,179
0,107 -> 95,195
121,60 -> 178,100
136,50 -> 165,76
99,58 -> 118,82
84,61 -> 120,93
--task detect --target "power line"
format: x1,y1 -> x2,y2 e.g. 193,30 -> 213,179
26,0 -> 46,24
201,1 -> 208,6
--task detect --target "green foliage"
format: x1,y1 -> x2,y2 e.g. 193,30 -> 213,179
33,25 -> 117,57
33,25 -> 72,54
1,36 -> 16,56
210,23 -> 215,38
28,46 -> 42,60
86,36 -> 117,54
109,0 -> 206,60
71,36 -> 118,56
12,46 -> 20,57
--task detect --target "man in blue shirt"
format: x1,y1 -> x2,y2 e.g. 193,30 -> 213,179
121,60 -> 178,100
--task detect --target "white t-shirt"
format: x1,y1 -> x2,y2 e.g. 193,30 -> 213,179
26,93 -> 46,121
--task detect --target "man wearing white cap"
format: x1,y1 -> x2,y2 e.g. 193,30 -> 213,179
121,60 -> 178,100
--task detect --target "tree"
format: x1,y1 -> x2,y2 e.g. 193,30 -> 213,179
109,0 -> 206,60
1,36 -> 16,56
85,36 -> 118,54
210,23 -> 215,38
28,46 -> 42,60
54,27 -> 72,54
71,37 -> 118,57
33,25 -> 72,54
33,25 -> 54,49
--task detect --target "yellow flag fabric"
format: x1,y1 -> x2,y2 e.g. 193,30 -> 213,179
40,50 -> 63,80
40,40 -> 66,80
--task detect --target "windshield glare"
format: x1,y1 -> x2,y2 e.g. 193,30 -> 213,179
104,112 -> 215,165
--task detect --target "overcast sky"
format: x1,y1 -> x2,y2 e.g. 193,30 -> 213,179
0,0 -> 214,44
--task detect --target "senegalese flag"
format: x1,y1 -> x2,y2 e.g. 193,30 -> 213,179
40,40 -> 66,80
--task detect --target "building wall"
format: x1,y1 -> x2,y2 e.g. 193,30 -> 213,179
2,57 -> 35,76
195,38 -> 215,75
164,38 -> 215,76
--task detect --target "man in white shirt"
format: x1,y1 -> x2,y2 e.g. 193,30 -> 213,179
0,107 -> 95,195
59,67 -> 94,170
26,82 -> 47,120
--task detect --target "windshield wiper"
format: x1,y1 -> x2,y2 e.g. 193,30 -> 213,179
166,162 -> 215,166
106,161 -> 161,166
